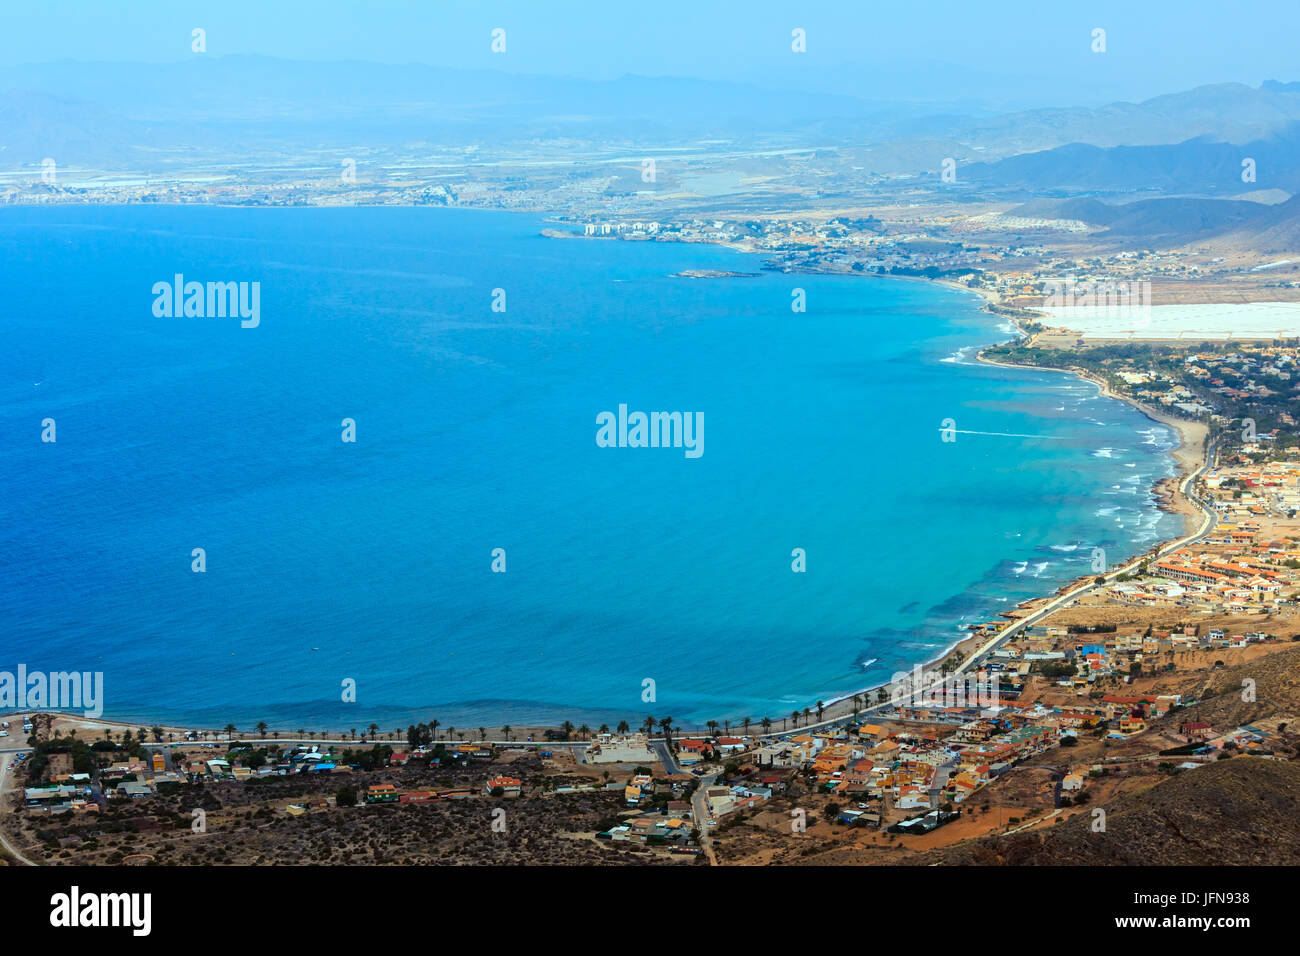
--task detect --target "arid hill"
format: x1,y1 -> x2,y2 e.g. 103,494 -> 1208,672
915,757 -> 1300,866
1165,642 -> 1300,732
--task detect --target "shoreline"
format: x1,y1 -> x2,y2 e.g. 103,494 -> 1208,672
2,246 -> 1215,743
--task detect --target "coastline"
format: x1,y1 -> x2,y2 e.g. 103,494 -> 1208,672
4,240 -> 1214,743
771,277 -> 1214,731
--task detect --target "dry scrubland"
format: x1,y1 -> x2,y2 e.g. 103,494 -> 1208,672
4,752 -> 691,867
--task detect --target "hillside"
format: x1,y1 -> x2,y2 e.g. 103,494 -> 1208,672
918,757 -> 1300,865
1007,193 -> 1294,245
1164,641 -> 1300,730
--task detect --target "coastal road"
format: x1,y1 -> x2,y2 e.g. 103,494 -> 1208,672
949,439 -> 1219,678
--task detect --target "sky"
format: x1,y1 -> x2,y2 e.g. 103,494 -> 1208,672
4,1 -> 1299,110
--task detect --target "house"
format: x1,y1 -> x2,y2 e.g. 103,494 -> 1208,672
1119,715 -> 1146,735
704,786 -> 733,816
365,784 -> 399,803
1061,773 -> 1084,792
854,723 -> 887,743
485,776 -> 522,797
1180,721 -> 1213,742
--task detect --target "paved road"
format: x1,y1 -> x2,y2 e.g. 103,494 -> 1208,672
653,740 -> 684,775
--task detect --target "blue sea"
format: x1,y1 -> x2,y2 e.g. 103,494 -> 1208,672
0,206 -> 1180,732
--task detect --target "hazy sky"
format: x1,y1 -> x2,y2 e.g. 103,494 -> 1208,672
6,1 -> 1299,109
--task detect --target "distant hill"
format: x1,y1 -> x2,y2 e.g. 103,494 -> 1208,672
1008,197 -> 1124,225
1006,194 -> 1278,243
1209,194 -> 1300,253
954,82 -> 1300,158
920,757 -> 1300,865
967,123 -> 1300,195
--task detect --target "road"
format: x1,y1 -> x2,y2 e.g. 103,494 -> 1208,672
653,740 -> 684,775
690,769 -> 720,865
0,751 -> 36,865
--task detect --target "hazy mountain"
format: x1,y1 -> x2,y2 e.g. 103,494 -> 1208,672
967,122 -> 1300,195
3,58 -> 1300,186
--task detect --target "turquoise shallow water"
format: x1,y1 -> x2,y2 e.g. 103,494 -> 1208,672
0,205 -> 1180,732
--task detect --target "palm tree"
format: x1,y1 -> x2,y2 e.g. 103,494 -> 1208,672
815,700 -> 825,723
790,709 -> 800,729
367,723 -> 379,739
723,719 -> 731,736
642,716 -> 656,737
430,719 -> 440,741
223,723 -> 237,740
298,728 -> 306,740
706,720 -> 719,738
578,724 -> 591,741
151,725 -> 164,742
658,716 -> 674,747
501,724 -> 512,742
256,722 -> 268,738
599,724 -> 610,735
761,717 -> 772,735
616,720 -> 630,735
479,727 -> 487,742
447,726 -> 456,744
561,720 -> 575,740
742,717 -> 752,736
